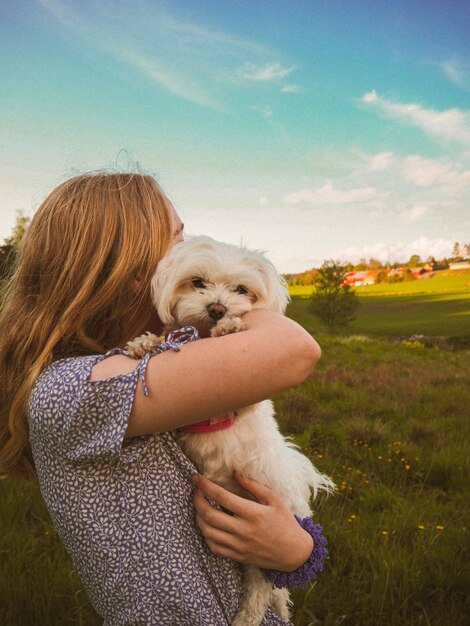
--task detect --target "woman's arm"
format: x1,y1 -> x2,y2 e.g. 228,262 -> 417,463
89,309 -> 321,436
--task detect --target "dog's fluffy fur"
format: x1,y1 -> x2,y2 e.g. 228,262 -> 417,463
128,236 -> 334,626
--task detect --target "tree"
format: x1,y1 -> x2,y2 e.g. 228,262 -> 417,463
407,254 -> 421,267
309,259 -> 359,334
368,257 -> 383,270
0,213 -> 30,280
452,242 -> 461,259
353,258 -> 368,271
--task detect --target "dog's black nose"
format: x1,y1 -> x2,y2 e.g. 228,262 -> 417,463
207,303 -> 227,320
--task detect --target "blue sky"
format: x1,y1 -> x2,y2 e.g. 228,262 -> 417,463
1,0 -> 469,272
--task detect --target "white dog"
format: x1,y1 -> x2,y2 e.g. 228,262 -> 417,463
128,236 -> 333,626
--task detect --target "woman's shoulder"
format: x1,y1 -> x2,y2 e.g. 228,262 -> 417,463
31,349 -> 134,405
28,349 -> 147,463
35,353 -> 100,388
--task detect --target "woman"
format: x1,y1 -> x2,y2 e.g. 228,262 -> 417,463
0,172 -> 322,625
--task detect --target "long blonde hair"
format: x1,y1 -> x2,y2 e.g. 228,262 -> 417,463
0,172 -> 173,479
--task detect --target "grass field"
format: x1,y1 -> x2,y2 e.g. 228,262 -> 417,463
1,269 -> 469,625
289,268 -> 470,297
288,269 -> 470,338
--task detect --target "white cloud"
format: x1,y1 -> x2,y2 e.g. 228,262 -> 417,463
360,90 -> 470,145
37,0 -> 292,110
284,180 -> 382,205
259,196 -> 269,206
334,237 -> 455,265
400,204 -> 429,223
362,90 -> 379,104
120,48 -> 221,109
403,155 -> 470,194
281,84 -> 301,93
368,152 -> 394,171
441,58 -> 469,89
239,62 -> 294,81
403,156 -> 452,187
250,105 -> 273,119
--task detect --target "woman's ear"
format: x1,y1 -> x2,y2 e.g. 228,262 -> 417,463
133,272 -> 144,294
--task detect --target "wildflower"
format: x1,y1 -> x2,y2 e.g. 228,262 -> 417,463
436,525 -> 444,531
377,456 -> 383,460
405,464 -> 411,470
418,524 -> 425,530
381,530 -> 388,536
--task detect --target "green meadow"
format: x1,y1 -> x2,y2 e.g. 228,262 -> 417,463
1,270 -> 469,625
289,269 -> 470,339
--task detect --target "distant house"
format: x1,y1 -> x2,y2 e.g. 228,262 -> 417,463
342,266 -> 431,286
409,267 -> 427,278
388,268 -> 405,277
342,270 -> 380,286
449,260 -> 470,270
424,261 -> 445,272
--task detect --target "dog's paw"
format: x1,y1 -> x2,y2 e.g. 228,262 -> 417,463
211,316 -> 246,337
126,332 -> 164,359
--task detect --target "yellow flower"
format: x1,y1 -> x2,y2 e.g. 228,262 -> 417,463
350,514 -> 357,519
418,524 -> 425,530
381,530 -> 388,536
405,464 -> 411,470
436,525 -> 444,531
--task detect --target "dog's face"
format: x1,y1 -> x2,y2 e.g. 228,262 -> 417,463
151,236 -> 289,333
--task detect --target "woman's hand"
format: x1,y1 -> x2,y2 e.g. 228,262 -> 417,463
192,472 -> 313,571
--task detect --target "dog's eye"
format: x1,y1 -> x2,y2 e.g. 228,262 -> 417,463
192,278 -> 206,289
236,285 -> 248,295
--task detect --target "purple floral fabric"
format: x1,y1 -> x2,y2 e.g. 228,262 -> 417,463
28,349 -> 293,626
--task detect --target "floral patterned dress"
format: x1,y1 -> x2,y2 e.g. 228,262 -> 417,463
28,348 -> 293,626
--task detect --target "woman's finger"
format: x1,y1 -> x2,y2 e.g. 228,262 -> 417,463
205,540 -> 246,563
193,488 -> 243,534
192,473 -> 258,518
232,471 -> 285,507
195,511 -> 243,550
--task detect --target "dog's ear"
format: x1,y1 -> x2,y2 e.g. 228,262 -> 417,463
245,252 -> 290,314
151,246 -> 181,325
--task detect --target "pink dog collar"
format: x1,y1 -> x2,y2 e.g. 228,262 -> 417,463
179,412 -> 237,434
